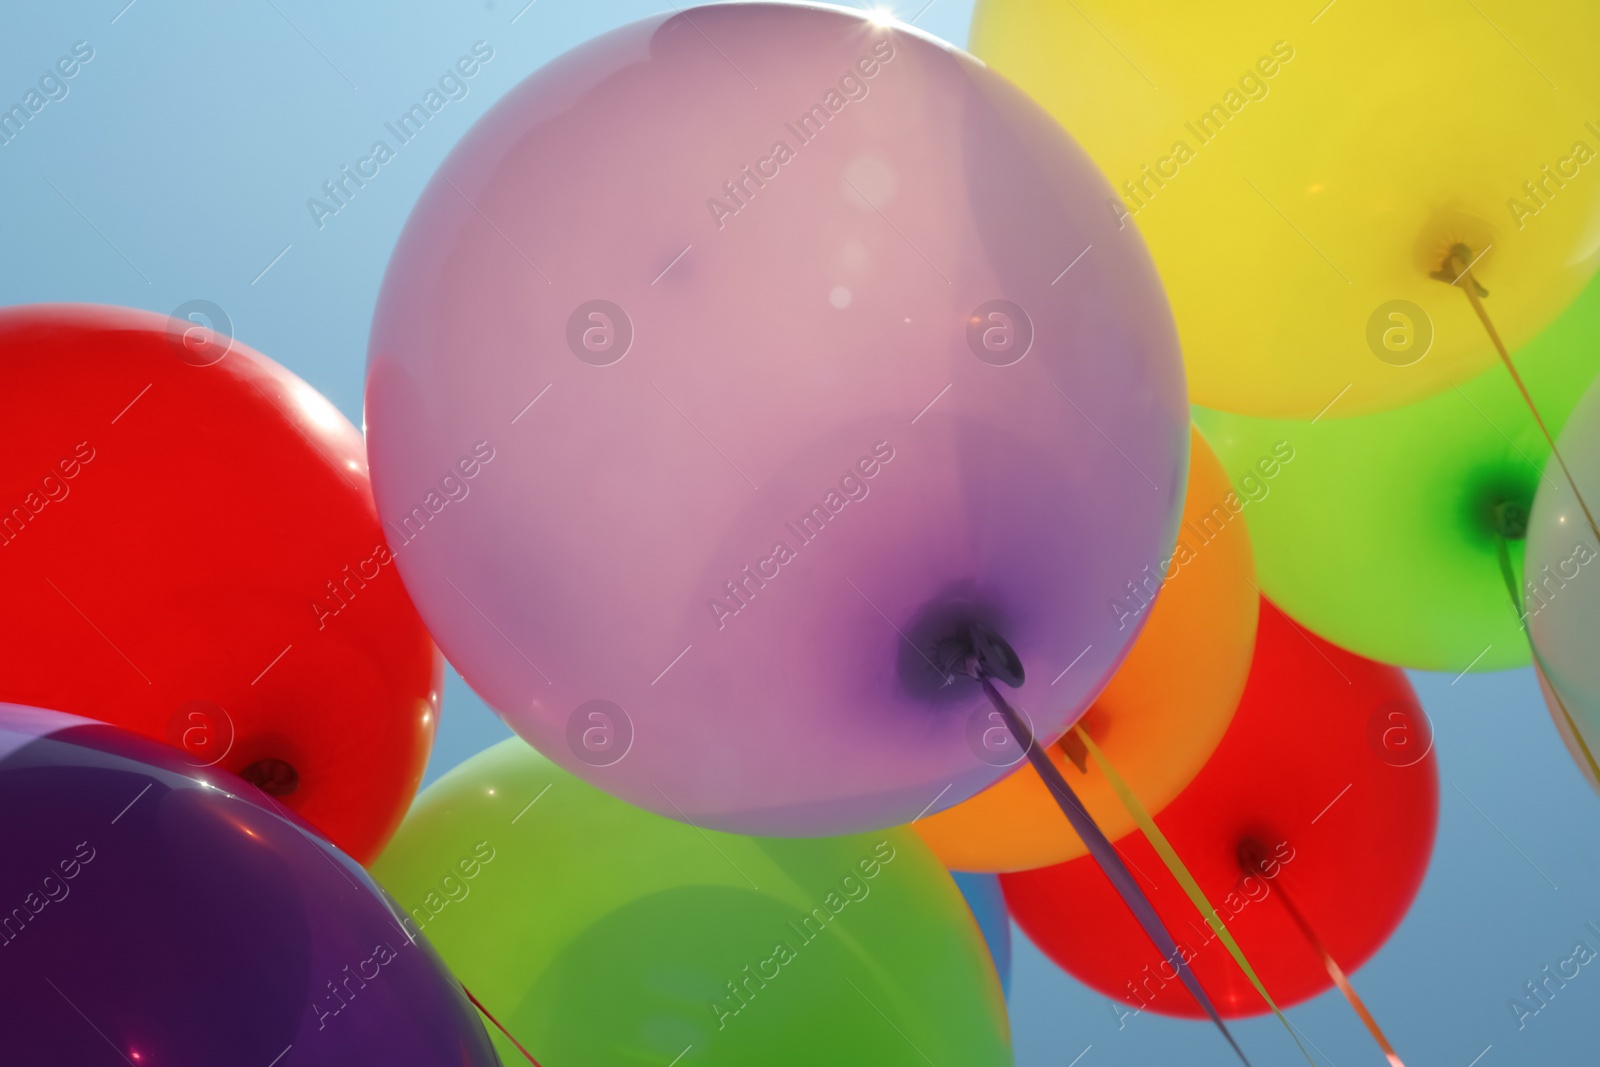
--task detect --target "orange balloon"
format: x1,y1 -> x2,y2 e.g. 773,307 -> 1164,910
914,425 -> 1256,871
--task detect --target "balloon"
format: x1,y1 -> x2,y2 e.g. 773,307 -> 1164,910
1526,374 -> 1600,787
1536,665 -> 1600,794
1002,601 -> 1438,1017
1194,273 -> 1600,672
0,704 -> 498,1065
915,426 -> 1255,871
365,4 -> 1188,835
971,0 -> 1600,418
0,305 -> 439,864
952,871 -> 1014,997
371,737 -> 1014,1066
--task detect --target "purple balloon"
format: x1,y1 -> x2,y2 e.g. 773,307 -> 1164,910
0,705 -> 499,1067
366,4 -> 1187,835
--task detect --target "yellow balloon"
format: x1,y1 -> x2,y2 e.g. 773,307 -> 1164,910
971,0 -> 1600,417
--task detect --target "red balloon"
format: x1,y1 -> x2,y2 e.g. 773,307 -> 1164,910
0,305 -> 439,864
1003,598 -> 1438,1017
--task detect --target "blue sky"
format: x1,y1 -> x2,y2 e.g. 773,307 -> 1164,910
3,2 -> 1598,1064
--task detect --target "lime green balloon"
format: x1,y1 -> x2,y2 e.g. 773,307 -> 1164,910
372,739 -> 1012,1066
1193,275 -> 1600,672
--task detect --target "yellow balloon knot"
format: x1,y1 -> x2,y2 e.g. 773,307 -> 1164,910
1430,242 -> 1490,297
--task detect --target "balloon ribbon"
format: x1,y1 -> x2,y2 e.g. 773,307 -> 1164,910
1443,240 -> 1600,795
1072,726 -> 1316,1066
462,984 -> 544,1066
975,676 -> 1253,1066
1436,242 -> 1600,546
1249,865 -> 1406,1067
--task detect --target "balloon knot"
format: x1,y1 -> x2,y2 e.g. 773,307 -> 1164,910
240,757 -> 300,797
1236,836 -> 1272,876
1057,730 -> 1089,773
1429,242 -> 1489,297
1492,499 -> 1529,540
932,620 -> 1025,688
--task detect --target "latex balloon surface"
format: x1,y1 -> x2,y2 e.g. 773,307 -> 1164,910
915,426 -> 1254,871
1536,665 -> 1600,794
0,305 -> 440,864
1526,374 -> 1600,787
1003,601 -> 1439,1017
972,0 -> 1600,417
0,705 -> 498,1066
1195,273 -> 1600,672
372,738 -> 1014,1066
366,4 -> 1188,835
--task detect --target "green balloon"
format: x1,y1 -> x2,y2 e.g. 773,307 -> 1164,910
372,739 -> 1012,1066
1193,276 -> 1600,672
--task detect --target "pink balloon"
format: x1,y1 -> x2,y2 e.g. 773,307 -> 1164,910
366,3 -> 1187,835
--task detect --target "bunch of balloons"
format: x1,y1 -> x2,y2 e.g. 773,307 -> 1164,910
949,0 -> 1599,1059
6,1 -> 1600,1064
0,307 -> 487,1062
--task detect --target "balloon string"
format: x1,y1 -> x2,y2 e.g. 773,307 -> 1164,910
1257,873 -> 1406,1067
1072,726 -> 1317,1067
1436,244 -> 1600,547
1493,534 -> 1600,785
1444,245 -> 1600,773
462,983 -> 545,1066
975,677 -> 1254,1067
